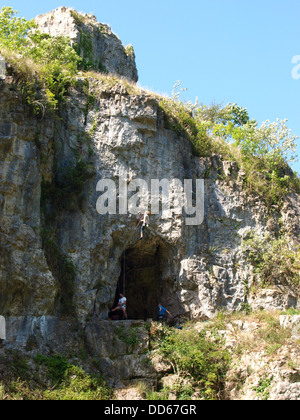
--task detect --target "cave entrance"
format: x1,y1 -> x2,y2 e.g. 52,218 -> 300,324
114,239 -> 168,320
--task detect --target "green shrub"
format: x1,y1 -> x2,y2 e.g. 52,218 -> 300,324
35,355 -> 112,400
43,365 -> 112,400
152,324 -> 231,400
70,10 -> 86,26
0,6 -> 35,50
29,33 -> 81,106
159,89 -> 299,209
0,7 -> 81,113
1,355 -> 113,400
253,376 -> 273,400
114,325 -> 140,347
242,233 -> 300,287
34,354 -> 70,383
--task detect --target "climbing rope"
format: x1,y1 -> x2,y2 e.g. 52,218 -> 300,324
119,218 -> 143,296
123,248 -> 126,296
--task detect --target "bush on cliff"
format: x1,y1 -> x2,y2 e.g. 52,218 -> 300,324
0,6 -> 81,112
160,82 -> 300,210
150,323 -> 231,400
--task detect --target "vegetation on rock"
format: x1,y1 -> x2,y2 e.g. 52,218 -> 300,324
160,82 -> 300,210
0,353 -> 112,400
1,310 -> 298,400
1,7 -> 298,211
242,233 -> 300,288
0,7 -> 299,401
0,7 -> 81,113
149,322 -> 231,400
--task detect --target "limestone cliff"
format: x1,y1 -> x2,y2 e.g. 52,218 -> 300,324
1,71 -> 298,323
0,8 -> 299,398
35,7 -> 138,82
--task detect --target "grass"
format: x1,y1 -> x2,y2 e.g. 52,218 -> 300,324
0,353 -> 113,401
1,47 -> 78,114
216,309 -> 296,355
84,70 -> 158,97
1,48 -> 48,113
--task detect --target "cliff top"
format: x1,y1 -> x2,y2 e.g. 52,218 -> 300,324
35,6 -> 138,82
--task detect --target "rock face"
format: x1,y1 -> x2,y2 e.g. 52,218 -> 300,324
0,75 -> 299,323
0,54 -> 5,80
0,8 -> 299,396
35,7 -> 138,82
223,315 -> 300,401
3,316 -> 156,389
0,80 -> 58,317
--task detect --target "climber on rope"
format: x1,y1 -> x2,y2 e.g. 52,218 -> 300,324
140,211 -> 150,239
111,293 -> 128,320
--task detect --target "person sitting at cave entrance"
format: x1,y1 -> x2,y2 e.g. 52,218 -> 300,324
158,303 -> 173,323
111,293 -> 128,320
140,211 -> 150,239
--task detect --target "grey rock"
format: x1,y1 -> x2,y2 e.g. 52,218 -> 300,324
0,76 -> 299,323
0,54 -> 5,80
0,19 -> 299,395
35,7 -> 138,82
269,382 -> 300,401
280,315 -> 300,339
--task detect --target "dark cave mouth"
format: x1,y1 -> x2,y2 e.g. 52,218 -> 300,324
113,240 -> 168,320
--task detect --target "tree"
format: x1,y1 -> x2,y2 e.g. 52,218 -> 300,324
197,101 -> 298,166
0,6 -> 35,51
0,7 -> 82,111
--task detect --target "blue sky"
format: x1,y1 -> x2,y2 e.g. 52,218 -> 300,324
2,0 -> 300,174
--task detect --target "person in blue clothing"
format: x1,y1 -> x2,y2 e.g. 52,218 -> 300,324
158,303 -> 173,322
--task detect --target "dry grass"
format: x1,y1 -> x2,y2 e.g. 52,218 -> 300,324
219,310 -> 298,356
0,48 -> 42,80
84,70 -> 166,99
